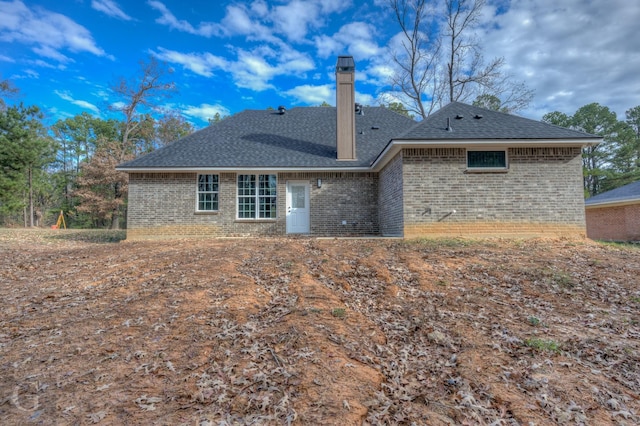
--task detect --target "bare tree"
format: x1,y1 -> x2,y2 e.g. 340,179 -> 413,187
387,0 -> 533,118
76,57 -> 176,229
109,57 -> 176,228
388,0 -> 442,119
111,57 -> 177,159
444,0 -> 501,103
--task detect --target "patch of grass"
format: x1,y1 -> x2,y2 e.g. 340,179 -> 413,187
524,338 -> 561,353
527,316 -> 541,326
46,229 -> 126,243
360,246 -> 374,255
598,240 -> 640,250
331,308 -> 346,319
630,297 -> 640,304
551,270 -> 574,288
531,267 -> 575,288
403,237 -> 474,249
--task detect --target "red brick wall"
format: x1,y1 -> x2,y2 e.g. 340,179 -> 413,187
586,203 -> 640,241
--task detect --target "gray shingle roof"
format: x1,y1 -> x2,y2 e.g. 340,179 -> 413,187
398,102 -> 601,141
118,106 -> 416,169
118,102 -> 600,171
585,180 -> 640,206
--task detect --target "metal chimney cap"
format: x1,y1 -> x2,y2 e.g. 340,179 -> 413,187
277,105 -> 286,114
336,56 -> 355,72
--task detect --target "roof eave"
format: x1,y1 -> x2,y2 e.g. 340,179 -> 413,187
116,166 -> 374,173
585,197 -> 640,209
371,138 -> 601,171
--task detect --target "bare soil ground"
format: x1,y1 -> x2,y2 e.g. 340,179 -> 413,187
0,229 -> 638,425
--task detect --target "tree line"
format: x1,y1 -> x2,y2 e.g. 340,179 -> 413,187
2,66 -> 637,229
0,58 -> 193,228
543,104 -> 640,197
1,0 -> 639,228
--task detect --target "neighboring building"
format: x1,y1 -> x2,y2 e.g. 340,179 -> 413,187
585,180 -> 640,242
117,56 -> 601,240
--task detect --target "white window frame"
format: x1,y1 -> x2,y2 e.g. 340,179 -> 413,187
236,174 -> 277,220
196,174 -> 219,212
466,148 -> 508,172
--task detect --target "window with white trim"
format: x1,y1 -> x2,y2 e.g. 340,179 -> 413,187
237,174 -> 277,219
467,150 -> 507,170
197,174 -> 219,211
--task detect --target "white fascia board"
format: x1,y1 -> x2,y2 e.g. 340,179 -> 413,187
585,198 -> 640,209
371,138 -> 601,171
116,166 -> 373,173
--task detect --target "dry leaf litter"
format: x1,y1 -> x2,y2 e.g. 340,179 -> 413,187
0,229 -> 638,425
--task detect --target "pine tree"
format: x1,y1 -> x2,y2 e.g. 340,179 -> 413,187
0,104 -> 56,226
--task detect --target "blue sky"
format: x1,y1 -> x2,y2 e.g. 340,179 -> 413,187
1,0 -> 639,128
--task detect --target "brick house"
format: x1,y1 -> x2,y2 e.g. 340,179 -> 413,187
585,180 -> 640,242
117,56 -> 601,240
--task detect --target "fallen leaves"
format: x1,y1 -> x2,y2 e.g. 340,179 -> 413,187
0,230 -> 638,424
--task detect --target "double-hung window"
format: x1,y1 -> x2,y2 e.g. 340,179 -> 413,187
467,149 -> 508,171
197,174 -> 219,211
237,174 -> 277,219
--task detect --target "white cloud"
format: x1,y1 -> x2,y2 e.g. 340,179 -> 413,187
93,89 -> 111,101
91,0 -> 132,21
148,0 -> 352,44
28,58 -> 66,70
220,5 -> 254,35
284,84 -> 375,107
153,44 -> 315,93
147,0 -> 218,37
110,101 -> 126,111
0,0 -> 109,62
182,103 -> 230,123
233,51 -> 278,91
314,22 -> 381,60
355,90 -> 376,107
271,0 -> 353,41
150,47 -> 227,77
148,1 -> 277,42
314,35 -> 342,59
284,84 -> 333,105
366,63 -> 394,84
480,0 -> 640,118
32,45 -> 73,63
0,54 -> 14,62
54,89 -> 100,114
232,48 -> 315,91
272,0 -> 318,41
23,69 -> 38,79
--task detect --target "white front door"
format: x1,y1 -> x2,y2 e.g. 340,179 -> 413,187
286,181 -> 310,234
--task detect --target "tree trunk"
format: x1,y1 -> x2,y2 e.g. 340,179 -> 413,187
110,208 -> 120,229
28,167 -> 34,227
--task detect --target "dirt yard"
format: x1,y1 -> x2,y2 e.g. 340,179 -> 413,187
0,229 -> 638,425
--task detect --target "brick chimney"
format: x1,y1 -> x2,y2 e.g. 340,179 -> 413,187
335,56 -> 356,160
